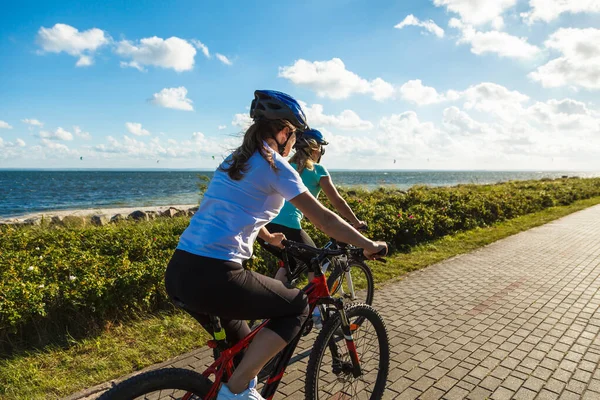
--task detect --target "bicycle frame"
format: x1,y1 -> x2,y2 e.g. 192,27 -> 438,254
200,252 -> 362,399
281,238 -> 338,284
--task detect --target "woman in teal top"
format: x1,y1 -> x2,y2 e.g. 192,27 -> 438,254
262,129 -> 366,283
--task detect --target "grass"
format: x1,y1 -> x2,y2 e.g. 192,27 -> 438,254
2,196 -> 600,399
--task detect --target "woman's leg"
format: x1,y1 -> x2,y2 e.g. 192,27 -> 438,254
165,250 -> 309,394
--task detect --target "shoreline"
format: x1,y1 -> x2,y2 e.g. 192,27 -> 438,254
0,204 -> 198,224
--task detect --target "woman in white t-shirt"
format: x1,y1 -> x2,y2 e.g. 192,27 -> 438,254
165,90 -> 387,400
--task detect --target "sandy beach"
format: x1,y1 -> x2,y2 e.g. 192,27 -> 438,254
0,204 -> 198,224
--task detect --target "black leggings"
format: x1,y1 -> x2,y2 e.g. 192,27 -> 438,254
257,223 -> 317,273
164,249 -> 309,344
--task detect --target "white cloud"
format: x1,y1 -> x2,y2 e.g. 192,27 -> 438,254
22,118 -> 43,127
218,125 -> 227,130
279,58 -> 395,101
40,138 -> 70,151
461,82 -> 530,120
191,39 -> 210,58
443,106 -> 494,136
76,55 -> 93,67
378,111 -> 451,157
434,0 -> 517,26
395,14 -> 445,38
37,23 -> 109,67
0,137 -> 26,148
399,79 -> 460,105
39,127 -> 74,141
492,16 -> 505,30
73,126 -> 91,140
0,120 -> 12,129
232,113 -> 253,130
521,0 -> 600,24
216,53 -> 232,65
399,80 -> 529,120
449,18 -> 541,59
125,122 -> 150,136
192,132 -> 206,144
150,87 -> 194,111
92,133 -> 231,160
529,28 -> 600,90
526,98 -> 600,132
300,102 -> 373,130
116,36 -> 196,72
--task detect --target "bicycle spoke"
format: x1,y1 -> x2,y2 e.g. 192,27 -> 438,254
312,310 -> 383,399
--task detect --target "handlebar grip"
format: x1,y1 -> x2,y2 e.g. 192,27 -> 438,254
374,246 -> 388,257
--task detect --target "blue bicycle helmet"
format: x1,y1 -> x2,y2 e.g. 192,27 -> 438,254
250,90 -> 308,131
298,128 -> 328,146
294,128 -> 328,162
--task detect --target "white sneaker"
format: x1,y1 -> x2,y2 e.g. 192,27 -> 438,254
217,377 -> 263,400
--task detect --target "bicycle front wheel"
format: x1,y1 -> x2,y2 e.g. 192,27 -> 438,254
97,368 -> 212,400
305,304 -> 390,400
327,259 -> 374,306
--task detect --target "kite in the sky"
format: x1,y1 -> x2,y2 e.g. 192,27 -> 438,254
212,155 -> 215,160
80,156 -> 83,160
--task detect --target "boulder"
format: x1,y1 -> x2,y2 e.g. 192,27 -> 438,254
161,207 -> 179,218
91,214 -> 109,226
50,216 -> 64,226
110,214 -> 125,223
128,210 -> 149,221
62,215 -> 87,228
146,211 -> 159,220
174,209 -> 189,217
187,206 -> 199,216
23,217 -> 43,226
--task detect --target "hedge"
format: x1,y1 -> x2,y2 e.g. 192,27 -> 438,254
1,177 -> 600,353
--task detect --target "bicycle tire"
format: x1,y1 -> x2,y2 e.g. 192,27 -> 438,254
305,303 -> 389,400
97,368 -> 212,400
327,258 -> 374,306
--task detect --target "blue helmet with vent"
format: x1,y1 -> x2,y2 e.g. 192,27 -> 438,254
250,90 -> 308,131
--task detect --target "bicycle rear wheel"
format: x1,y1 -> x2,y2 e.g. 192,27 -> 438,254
97,368 -> 212,400
305,304 -> 389,400
327,259 -> 374,306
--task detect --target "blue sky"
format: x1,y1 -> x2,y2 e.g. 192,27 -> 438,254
1,0 -> 599,170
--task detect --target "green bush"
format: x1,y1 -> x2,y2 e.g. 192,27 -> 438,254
1,177 -> 600,353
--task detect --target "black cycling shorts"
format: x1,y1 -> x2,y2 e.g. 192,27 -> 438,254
165,249 -> 309,344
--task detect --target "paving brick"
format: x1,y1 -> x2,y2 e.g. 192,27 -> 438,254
68,205 -> 600,400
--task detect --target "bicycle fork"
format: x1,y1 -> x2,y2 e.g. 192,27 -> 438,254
326,299 -> 363,378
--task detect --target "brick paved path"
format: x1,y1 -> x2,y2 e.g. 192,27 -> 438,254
69,205 -> 600,400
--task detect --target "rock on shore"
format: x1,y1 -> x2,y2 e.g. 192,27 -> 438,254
0,204 -> 199,227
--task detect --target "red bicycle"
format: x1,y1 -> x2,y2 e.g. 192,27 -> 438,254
99,240 -> 390,400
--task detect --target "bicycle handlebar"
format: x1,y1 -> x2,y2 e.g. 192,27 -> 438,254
281,239 -> 387,262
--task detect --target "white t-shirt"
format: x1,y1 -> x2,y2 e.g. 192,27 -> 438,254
177,144 -> 308,264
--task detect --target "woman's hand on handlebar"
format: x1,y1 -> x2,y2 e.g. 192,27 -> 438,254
363,241 -> 388,260
353,220 -> 368,230
266,232 -> 287,249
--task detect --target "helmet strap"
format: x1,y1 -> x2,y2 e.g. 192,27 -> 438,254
271,133 -> 289,156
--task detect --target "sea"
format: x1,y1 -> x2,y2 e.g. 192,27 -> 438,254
1,169 -> 599,218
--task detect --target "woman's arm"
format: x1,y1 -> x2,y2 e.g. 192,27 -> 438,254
319,176 -> 364,227
257,226 -> 285,248
289,192 -> 386,257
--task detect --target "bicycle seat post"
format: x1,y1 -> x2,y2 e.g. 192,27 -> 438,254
209,315 -> 228,350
